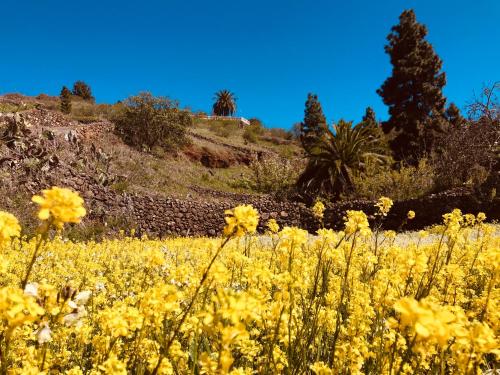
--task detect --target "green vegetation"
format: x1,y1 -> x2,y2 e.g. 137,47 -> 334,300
0,102 -> 35,113
212,89 -> 237,116
349,159 -> 436,200
377,9 -> 448,163
114,92 -> 192,152
297,120 -> 390,198
242,119 -> 265,143
59,86 -> 72,114
246,154 -> 303,195
299,93 -> 327,153
72,80 -> 94,102
293,10 -> 498,205
208,119 -> 239,138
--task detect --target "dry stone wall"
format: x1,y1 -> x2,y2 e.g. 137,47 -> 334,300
80,187 -> 499,238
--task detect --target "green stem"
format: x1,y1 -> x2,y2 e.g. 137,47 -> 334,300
152,235 -> 231,375
21,231 -> 48,289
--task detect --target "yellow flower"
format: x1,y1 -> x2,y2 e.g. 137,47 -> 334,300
223,205 -> 259,237
476,212 -> 486,223
99,353 -> 127,374
279,226 -> 308,247
375,197 -> 393,216
344,210 -> 371,236
310,361 -> 333,374
0,211 -> 21,245
32,187 -> 86,229
0,286 -> 45,328
464,213 -> 475,227
407,210 -> 415,220
394,297 -> 456,347
312,200 -> 325,220
267,219 -> 279,234
384,230 -> 396,240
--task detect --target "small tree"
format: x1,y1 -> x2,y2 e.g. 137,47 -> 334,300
297,119 -> 390,198
114,92 -> 192,151
60,86 -> 72,114
445,103 -> 466,128
213,90 -> 237,116
72,81 -> 94,101
291,122 -> 302,140
300,93 -> 328,153
362,107 -> 377,127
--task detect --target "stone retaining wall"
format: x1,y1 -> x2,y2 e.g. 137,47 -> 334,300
83,187 -> 499,238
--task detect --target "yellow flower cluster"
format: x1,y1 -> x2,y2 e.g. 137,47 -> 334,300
32,187 -> 86,229
223,204 -> 259,237
0,211 -> 21,245
0,191 -> 498,374
375,196 -> 393,216
0,286 -> 44,329
266,218 -> 280,233
343,210 -> 371,236
312,200 -> 325,220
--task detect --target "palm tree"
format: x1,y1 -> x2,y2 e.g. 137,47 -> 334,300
213,90 -> 237,116
297,120 -> 390,198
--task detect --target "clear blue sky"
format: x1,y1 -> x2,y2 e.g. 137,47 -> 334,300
1,0 -> 498,128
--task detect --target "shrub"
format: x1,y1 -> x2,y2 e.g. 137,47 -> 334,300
243,122 -> 264,143
208,120 -> 238,138
247,154 -> 304,194
268,127 -> 293,140
114,92 -> 192,151
349,159 -> 436,201
72,81 -> 94,101
431,119 -> 498,190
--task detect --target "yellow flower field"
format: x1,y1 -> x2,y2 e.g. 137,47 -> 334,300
0,189 -> 498,374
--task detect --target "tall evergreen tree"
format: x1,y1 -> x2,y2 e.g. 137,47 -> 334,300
300,93 -> 328,153
445,103 -> 465,128
377,9 -> 447,163
60,86 -> 72,114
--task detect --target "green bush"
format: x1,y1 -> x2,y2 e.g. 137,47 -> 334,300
243,122 -> 265,143
268,127 -> 293,140
247,154 -> 304,194
349,159 -> 436,201
114,92 -> 192,151
208,120 -> 239,138
72,80 -> 94,102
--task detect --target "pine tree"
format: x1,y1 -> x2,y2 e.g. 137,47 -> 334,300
360,107 -> 390,151
60,86 -> 72,114
300,93 -> 328,153
377,9 -> 447,163
445,103 -> 465,128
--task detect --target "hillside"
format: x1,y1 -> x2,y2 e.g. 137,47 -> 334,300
2,93 -> 498,240
0,93 -> 307,236
0,93 -> 302,199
